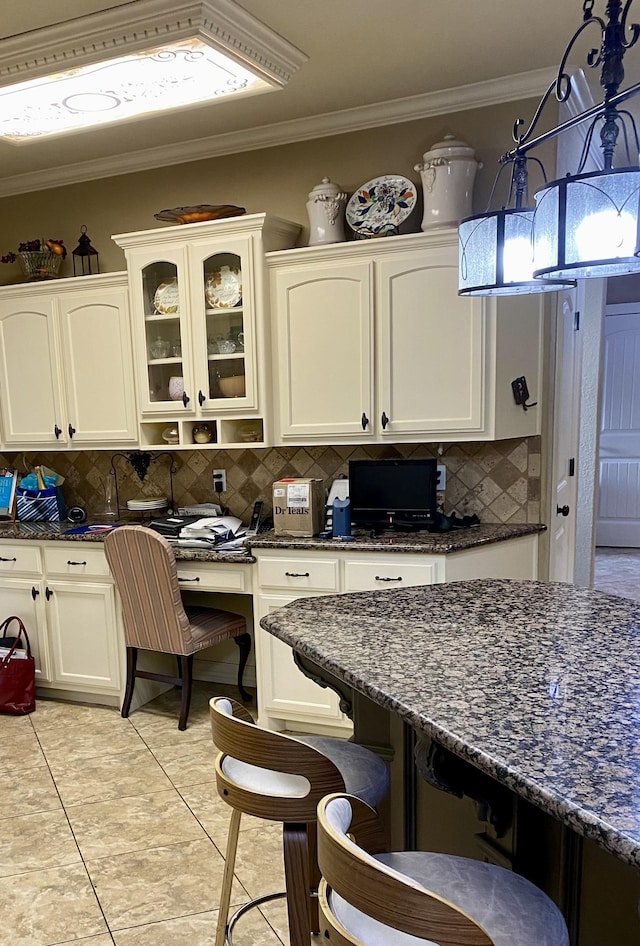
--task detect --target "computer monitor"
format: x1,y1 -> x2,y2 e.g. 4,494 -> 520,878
348,458 -> 437,530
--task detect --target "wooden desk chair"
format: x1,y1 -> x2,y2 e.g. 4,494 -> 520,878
210,696 -> 390,946
317,792 -> 570,946
104,526 -> 251,730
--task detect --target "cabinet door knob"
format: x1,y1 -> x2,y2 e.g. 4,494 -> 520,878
54,424 -> 62,439
31,586 -> 39,600
198,390 -> 206,407
381,412 -> 390,429
68,424 -> 76,438
556,504 -> 570,517
45,587 -> 54,600
361,412 -> 369,430
182,391 -> 190,408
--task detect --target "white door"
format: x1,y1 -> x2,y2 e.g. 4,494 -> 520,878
58,286 -> 137,444
596,306 -> 640,546
549,288 -> 581,582
0,578 -> 50,682
0,299 -> 66,445
376,249 -> 484,436
272,260 -> 374,440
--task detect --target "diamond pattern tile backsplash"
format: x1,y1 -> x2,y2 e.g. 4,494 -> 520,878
0,437 -> 541,525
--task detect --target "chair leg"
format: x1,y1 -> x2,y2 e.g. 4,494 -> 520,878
234,633 -> 252,702
216,807 -> 242,946
307,821 -> 321,934
178,654 -> 194,731
283,823 -> 311,946
121,646 -> 137,719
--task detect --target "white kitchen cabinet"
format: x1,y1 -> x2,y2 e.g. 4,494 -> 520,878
268,229 -> 543,444
113,213 -> 300,449
0,274 -> 137,448
0,539 -> 122,702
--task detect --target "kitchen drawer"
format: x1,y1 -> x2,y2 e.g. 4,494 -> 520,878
44,544 -> 111,579
0,543 -> 42,575
258,556 -> 339,593
177,562 -> 250,594
343,556 -> 441,592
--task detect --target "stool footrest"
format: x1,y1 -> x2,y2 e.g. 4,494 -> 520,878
227,891 -> 286,946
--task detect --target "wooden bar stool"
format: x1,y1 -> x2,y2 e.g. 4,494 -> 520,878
317,792 -> 570,946
105,526 -> 252,730
210,696 -> 390,946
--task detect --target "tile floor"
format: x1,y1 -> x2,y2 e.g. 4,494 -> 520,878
594,546 -> 640,603
0,682 -> 297,946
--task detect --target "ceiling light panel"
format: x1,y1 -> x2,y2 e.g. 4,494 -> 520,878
0,0 -> 307,143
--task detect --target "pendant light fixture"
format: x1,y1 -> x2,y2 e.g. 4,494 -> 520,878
459,0 -> 640,296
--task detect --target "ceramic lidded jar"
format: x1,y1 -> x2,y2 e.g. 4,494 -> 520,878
306,177 -> 347,245
414,134 -> 482,230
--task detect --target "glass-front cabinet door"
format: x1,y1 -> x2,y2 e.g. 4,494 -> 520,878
190,238 -> 256,412
135,249 -> 195,415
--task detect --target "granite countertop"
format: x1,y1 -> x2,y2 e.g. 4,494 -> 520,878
0,521 -> 544,559
261,579 -> 640,868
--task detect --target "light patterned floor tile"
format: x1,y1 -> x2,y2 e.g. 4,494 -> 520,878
66,789 -> 206,860
179,781 -> 275,850
232,822 -> 286,900
0,808 -> 81,877
37,721 -> 146,764
150,738 -> 217,787
86,838 -> 248,931
0,861 -> 107,946
0,763 -> 61,820
131,711 -> 212,749
53,937 -> 115,946
260,899 -> 291,945
49,746 -> 174,808
31,699 -> 124,732
0,711 -> 34,731
112,907 -> 284,946
0,730 -> 46,774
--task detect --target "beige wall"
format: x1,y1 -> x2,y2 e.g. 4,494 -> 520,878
0,95 -> 552,282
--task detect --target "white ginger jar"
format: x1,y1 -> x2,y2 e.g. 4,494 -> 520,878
306,177 -> 347,245
414,134 -> 482,230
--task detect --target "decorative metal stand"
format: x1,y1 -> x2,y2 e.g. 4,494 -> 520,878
109,451 -> 177,519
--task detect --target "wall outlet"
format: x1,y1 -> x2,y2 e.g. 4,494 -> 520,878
436,464 -> 447,490
212,469 -> 227,493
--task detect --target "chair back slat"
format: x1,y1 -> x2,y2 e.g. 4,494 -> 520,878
317,793 -> 494,946
105,526 -> 191,655
210,696 -> 346,822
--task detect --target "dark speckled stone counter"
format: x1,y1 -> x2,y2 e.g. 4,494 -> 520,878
261,578 -> 640,869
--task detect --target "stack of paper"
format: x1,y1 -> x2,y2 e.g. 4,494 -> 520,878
177,516 -> 246,548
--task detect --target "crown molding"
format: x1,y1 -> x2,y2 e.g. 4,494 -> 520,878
0,0 -> 307,87
0,66 -> 556,199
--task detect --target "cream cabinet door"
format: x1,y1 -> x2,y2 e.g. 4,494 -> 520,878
45,580 -> 121,694
0,298 -> 66,445
256,593 -> 351,731
272,260 -> 374,440
57,286 -> 137,444
0,578 -> 50,682
375,249 -> 486,437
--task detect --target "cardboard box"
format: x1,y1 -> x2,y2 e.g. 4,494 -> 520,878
273,478 -> 325,536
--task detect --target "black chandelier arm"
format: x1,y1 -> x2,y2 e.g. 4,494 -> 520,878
621,0 -> 640,45
511,80 -> 565,148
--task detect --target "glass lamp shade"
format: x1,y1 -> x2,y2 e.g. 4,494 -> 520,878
533,167 -> 640,279
458,208 -> 574,296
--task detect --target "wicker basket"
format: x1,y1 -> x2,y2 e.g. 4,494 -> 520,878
17,251 -> 63,280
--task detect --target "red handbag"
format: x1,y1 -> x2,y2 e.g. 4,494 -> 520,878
0,616 -> 36,715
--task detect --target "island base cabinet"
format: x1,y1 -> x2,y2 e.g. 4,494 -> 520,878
44,581 -> 121,696
255,593 -> 351,734
0,577 -> 50,683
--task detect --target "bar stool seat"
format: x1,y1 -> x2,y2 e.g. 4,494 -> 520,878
210,697 -> 389,946
318,794 -> 570,946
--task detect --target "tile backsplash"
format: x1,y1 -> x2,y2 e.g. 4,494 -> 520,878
0,437 -> 541,525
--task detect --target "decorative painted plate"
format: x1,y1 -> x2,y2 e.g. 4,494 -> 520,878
153,279 -> 180,315
154,204 -> 246,224
205,265 -> 242,308
346,175 -> 417,236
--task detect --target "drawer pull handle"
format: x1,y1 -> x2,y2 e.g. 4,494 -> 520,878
67,560 -> 87,566
375,575 -> 403,582
179,576 -> 200,582
285,571 -> 310,578
0,556 -> 17,562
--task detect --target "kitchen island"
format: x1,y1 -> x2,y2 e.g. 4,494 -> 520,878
261,578 -> 640,946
